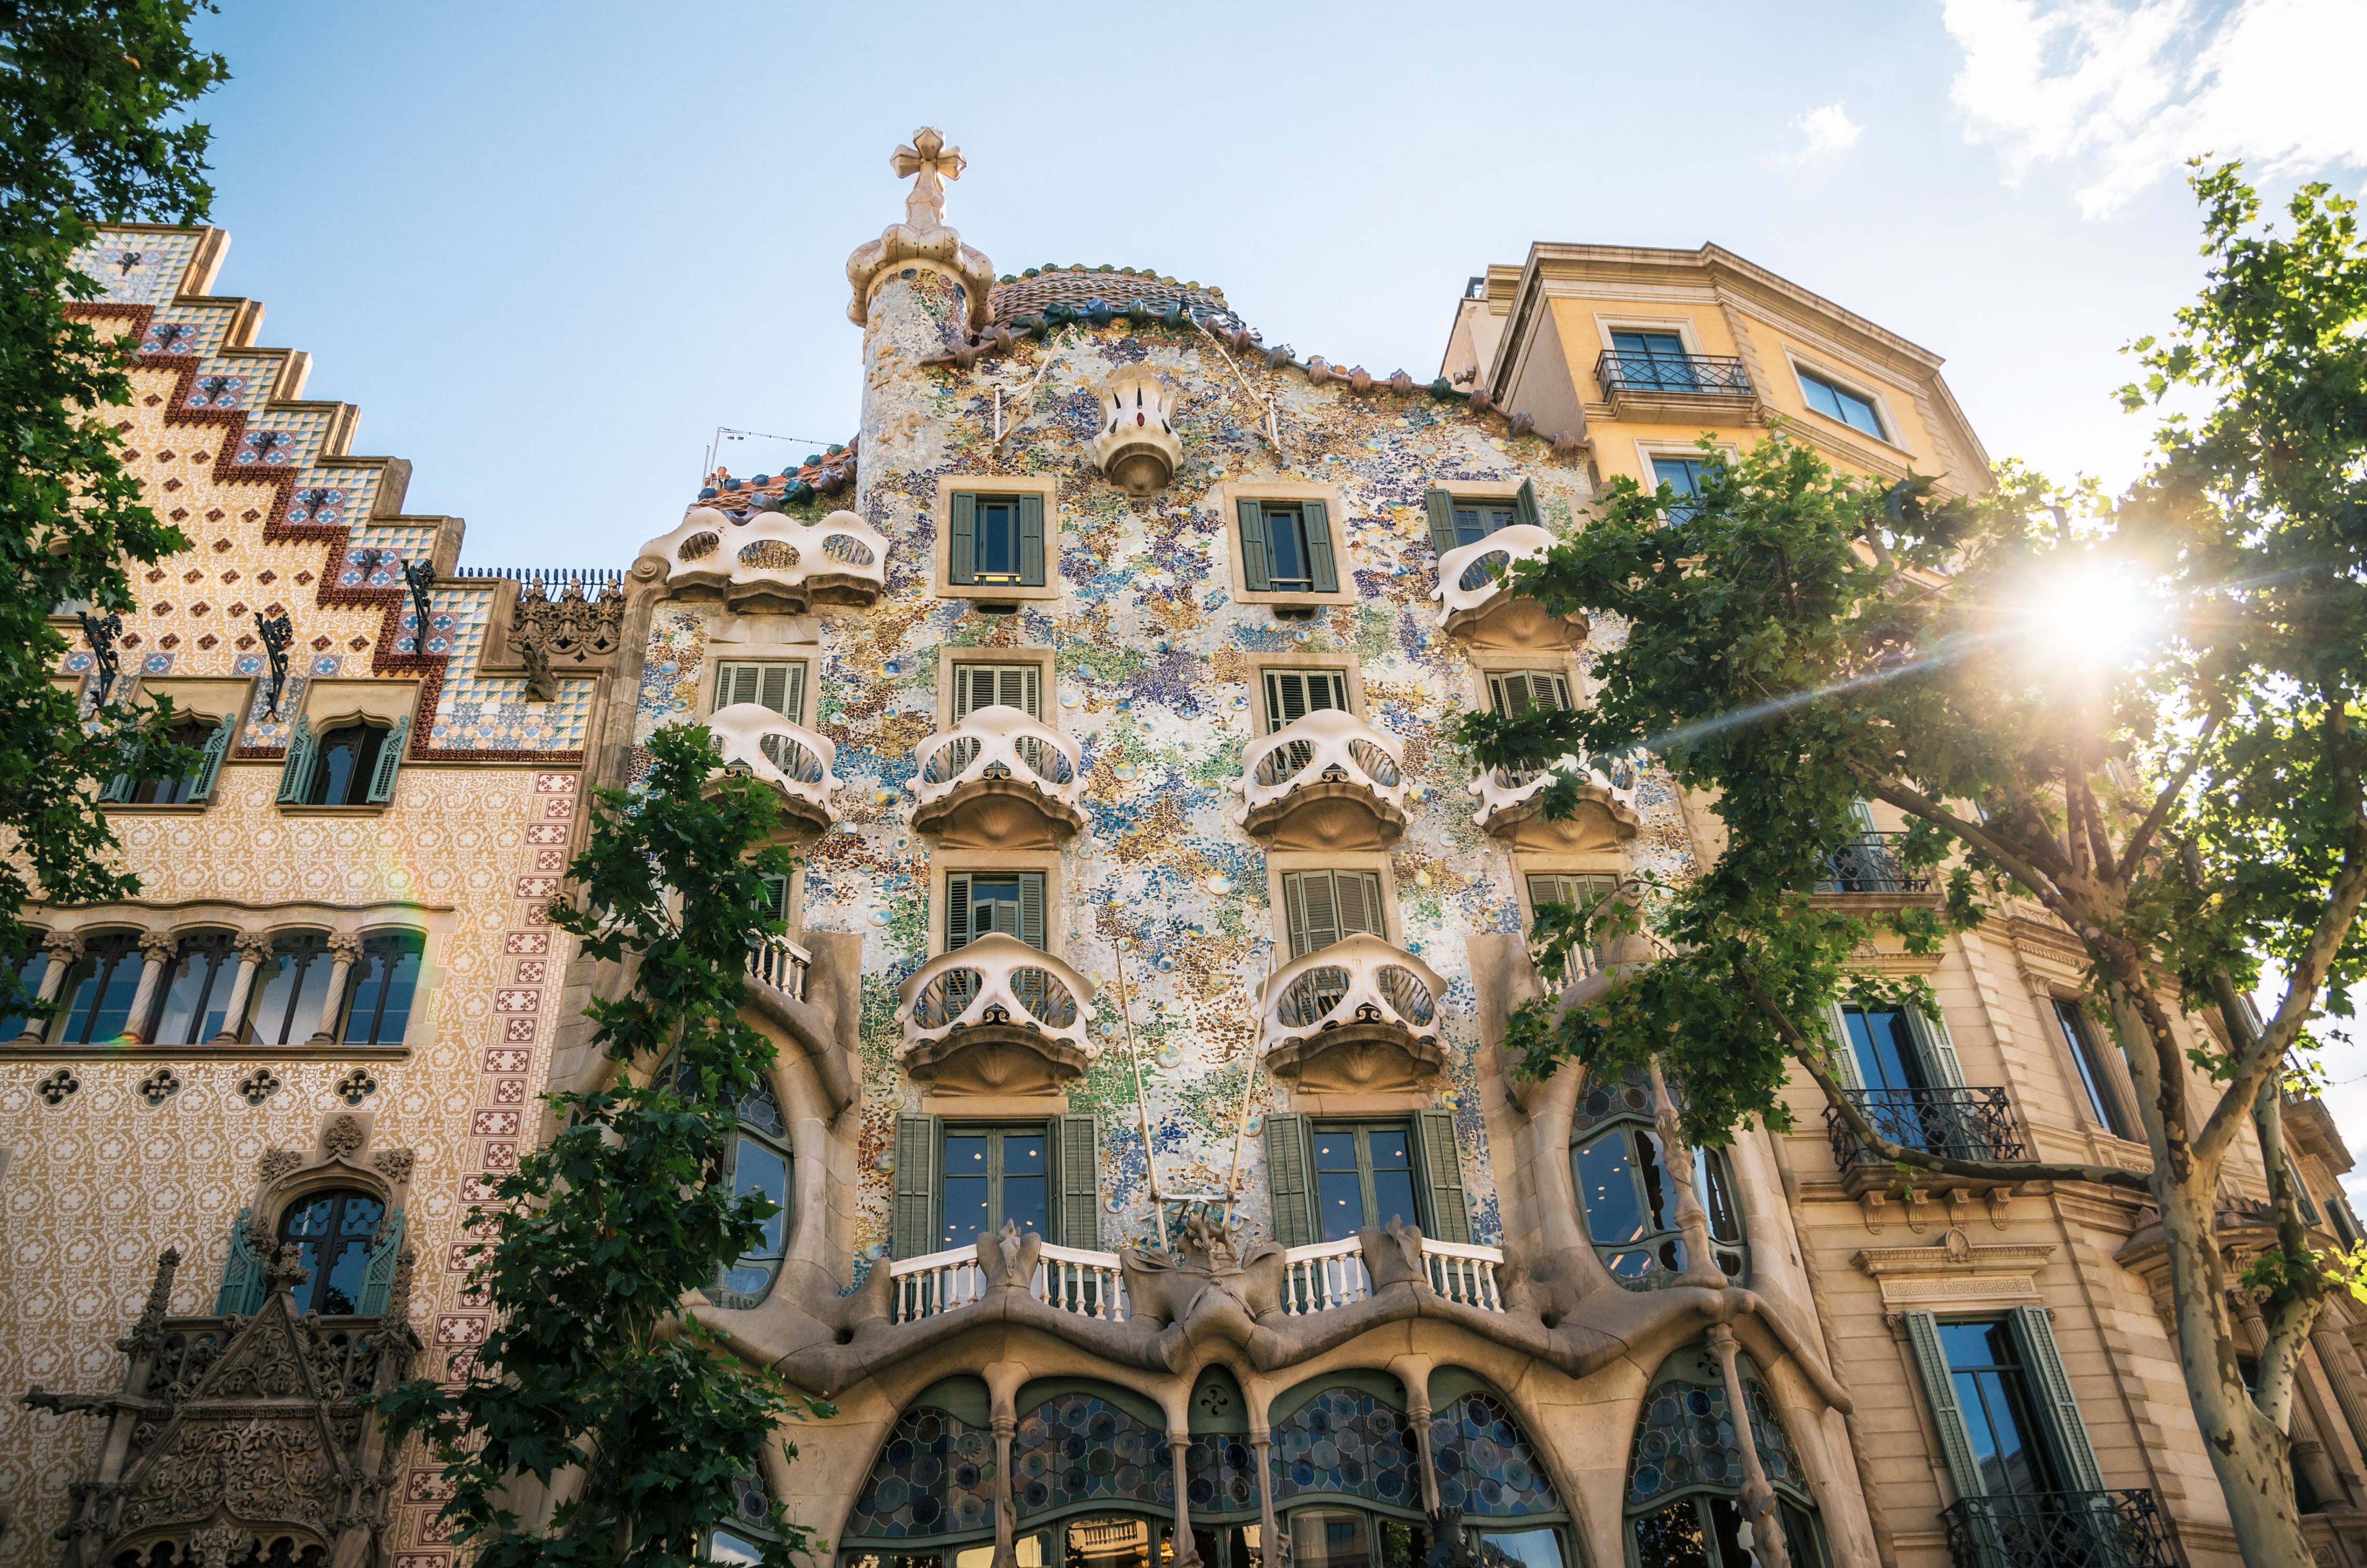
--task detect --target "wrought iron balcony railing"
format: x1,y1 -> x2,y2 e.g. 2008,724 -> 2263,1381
1817,831 -> 1933,894
1825,1086 -> 2027,1169
1939,1489 -> 2176,1568
1594,350 -> 1754,400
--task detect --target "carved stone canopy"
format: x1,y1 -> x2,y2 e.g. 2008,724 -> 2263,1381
1242,778 -> 1410,852
1262,1020 -> 1450,1095
1091,365 -> 1181,496
900,1027 -> 1092,1097
913,774 -> 1087,849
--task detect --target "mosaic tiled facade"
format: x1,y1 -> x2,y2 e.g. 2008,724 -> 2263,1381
9,129 -> 2367,1568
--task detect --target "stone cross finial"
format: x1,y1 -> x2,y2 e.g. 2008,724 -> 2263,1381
891,128 -> 965,234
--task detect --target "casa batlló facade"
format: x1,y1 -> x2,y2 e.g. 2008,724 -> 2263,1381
5,129 -> 2367,1568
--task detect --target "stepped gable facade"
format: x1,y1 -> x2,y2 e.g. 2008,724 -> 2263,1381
7,129 -> 2367,1568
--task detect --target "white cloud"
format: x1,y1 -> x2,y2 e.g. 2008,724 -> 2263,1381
1943,0 -> 2367,216
1787,102 -> 1863,162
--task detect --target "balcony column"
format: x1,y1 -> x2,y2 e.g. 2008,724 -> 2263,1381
1705,1324 -> 1790,1568
210,932 -> 274,1044
1648,1058 -> 1726,1289
982,1359 -> 1025,1568
17,930 -> 83,1040
1169,1429 -> 1201,1568
1249,1429 -> 1278,1568
309,933 -> 365,1044
2234,1292 -> 2349,1506
120,932 -> 179,1044
2311,1327 -> 2367,1481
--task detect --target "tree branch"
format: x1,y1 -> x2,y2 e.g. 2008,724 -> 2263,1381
1855,771 -> 2080,927
2119,701 -> 2228,876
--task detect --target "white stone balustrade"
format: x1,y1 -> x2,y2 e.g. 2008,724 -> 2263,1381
1280,1236 -> 1370,1314
704,703 -> 841,830
909,705 -> 1085,823
1433,524 -> 1555,627
746,933 -> 811,1001
895,932 -> 1095,1068
640,507 -> 888,612
1236,709 -> 1409,842
1423,1238 -> 1505,1310
886,1239 -> 1128,1324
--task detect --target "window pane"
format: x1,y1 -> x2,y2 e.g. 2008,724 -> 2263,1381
1478,1531 -> 1563,1568
1629,1501 -> 1711,1568
319,1237 -> 370,1314
710,1533 -> 765,1566
2054,999 -> 2128,1137
1291,1509 -> 1374,1568
0,948 -> 47,1038
1574,1131 -> 1645,1244
1003,1171 -> 1048,1237
1636,1129 -> 1675,1232
734,1137 -> 790,1258
968,876 -> 1022,941
1267,506 -> 1308,586
943,1134 -> 989,1249
1371,1168 -> 1418,1230
311,725 -> 386,806
1697,1148 -> 1745,1244
977,502 -> 1016,578
150,938 -> 230,1046
1844,1006 -> 1926,1092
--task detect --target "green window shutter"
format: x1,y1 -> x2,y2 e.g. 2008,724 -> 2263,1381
949,492 -> 977,585
1424,489 -> 1458,553
99,767 -> 132,803
1826,1003 -> 1865,1089
276,717 -> 317,804
1057,1113 -> 1099,1249
783,662 -> 806,725
1018,494 -> 1046,587
1302,499 -> 1338,593
365,715 -> 411,805
892,1115 -> 940,1260
1907,1006 -> 1967,1088
1266,671 -> 1303,730
1903,1309 -> 1988,1501
1336,871 -> 1382,940
1513,477 -> 1542,532
1490,671 -> 1565,717
1018,873 -> 1046,951
1416,1109 -> 1471,1242
1283,871 -> 1341,958
356,1206 -> 407,1315
944,873 -> 972,953
1265,1113 -> 1316,1248
187,716 -> 235,803
1237,499 -> 1271,592
2010,1303 -> 2107,1492
215,1207 -> 267,1315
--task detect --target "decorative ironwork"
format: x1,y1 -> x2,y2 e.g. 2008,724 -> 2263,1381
254,612 -> 294,718
78,611 -> 124,705
1594,350 -> 1754,399
400,558 -> 437,656
1818,832 -> 1932,894
1939,1489 -> 2176,1568
1825,1086 -> 2027,1169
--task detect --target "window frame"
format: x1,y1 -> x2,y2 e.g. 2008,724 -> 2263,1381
1419,477 -> 1536,555
1308,1119 -> 1425,1240
50,929 -> 147,1046
1216,481 -> 1356,609
1788,358 -> 1896,445
337,928 -> 427,1047
944,653 -> 1053,724
931,850 -> 1065,959
709,657 -> 810,725
933,474 -> 1061,602
937,1120 -> 1057,1252
275,1186 -> 390,1316
2051,997 -> 2135,1140
144,928 -> 242,1046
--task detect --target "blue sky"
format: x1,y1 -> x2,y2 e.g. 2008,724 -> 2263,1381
184,2 -> 2367,1171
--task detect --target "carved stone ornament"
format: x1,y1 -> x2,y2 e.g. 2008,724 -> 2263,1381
370,1148 -> 414,1185
509,576 -> 625,702
845,127 -> 997,330
1090,363 -> 1181,495
257,1149 -> 305,1184
320,1115 -> 365,1161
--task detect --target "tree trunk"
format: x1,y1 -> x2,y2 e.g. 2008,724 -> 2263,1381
2157,1167 -> 2317,1565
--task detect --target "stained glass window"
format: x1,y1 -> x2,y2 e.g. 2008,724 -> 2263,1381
1626,1346 -> 1821,1565
844,1406 -> 998,1540
1184,1431 -> 1259,1516
1013,1393 -> 1171,1517
1269,1387 -> 1419,1510
1431,1393 -> 1559,1517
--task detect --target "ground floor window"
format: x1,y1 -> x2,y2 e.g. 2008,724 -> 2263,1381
1625,1343 -> 1824,1567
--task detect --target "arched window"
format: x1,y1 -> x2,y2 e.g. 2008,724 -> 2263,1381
663,1055 -> 793,1307
1269,1373 -> 1427,1568
843,1378 -> 1000,1554
146,930 -> 240,1045
710,1464 -> 782,1565
243,932 -> 336,1045
115,712 -> 232,805
339,929 -> 423,1045
1624,1344 -> 1823,1566
277,1188 -> 387,1315
54,931 -> 145,1044
1570,1067 -> 1747,1287
278,714 -> 409,807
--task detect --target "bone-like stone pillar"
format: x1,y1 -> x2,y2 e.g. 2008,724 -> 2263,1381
1707,1323 -> 1789,1566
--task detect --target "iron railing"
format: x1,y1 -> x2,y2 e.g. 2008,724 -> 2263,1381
1595,350 -> 1754,400
1939,1489 -> 2176,1568
1826,1086 -> 2026,1169
1818,831 -> 1932,894
451,566 -> 629,590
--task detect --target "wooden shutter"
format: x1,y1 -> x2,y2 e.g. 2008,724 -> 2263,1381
1424,489 -> 1458,553
1488,670 -> 1571,717
188,715 -> 235,803
1237,499 -> 1271,592
716,661 -> 803,722
944,873 -> 972,953
955,664 -> 1040,719
1906,1006 -> 1967,1088
1057,1113 -> 1099,1249
1302,499 -> 1338,593
276,717 -> 317,804
1335,871 -> 1381,939
1283,871 -> 1340,958
892,1115 -> 940,1260
2009,1303 -> 2108,1491
1265,1113 -> 1316,1248
215,1208 -> 267,1314
356,1207 -> 407,1315
1416,1109 -> 1472,1242
760,874 -> 792,927
1824,1003 -> 1866,1089
365,716 -> 410,805
1264,670 -> 1344,732
1018,872 -> 1046,951
1018,494 -> 1046,587
1513,477 -> 1542,532
1903,1309 -> 1988,1501
949,492 -> 978,585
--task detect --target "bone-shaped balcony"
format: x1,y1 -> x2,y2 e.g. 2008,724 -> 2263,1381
1237,708 -> 1410,851
705,702 -> 841,835
640,507 -> 887,614
1468,752 -> 1642,848
1258,932 -> 1447,1095
895,933 -> 1097,1096
1432,525 -> 1587,649
907,705 -> 1086,848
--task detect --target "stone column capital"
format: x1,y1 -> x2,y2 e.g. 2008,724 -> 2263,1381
137,930 -> 181,963
232,931 -> 276,964
325,932 -> 367,964
39,929 -> 85,962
